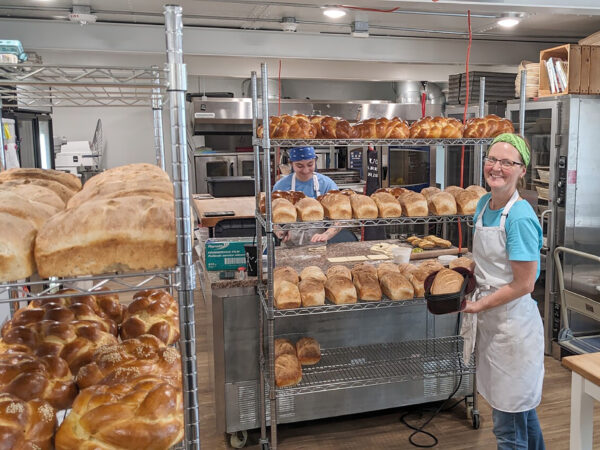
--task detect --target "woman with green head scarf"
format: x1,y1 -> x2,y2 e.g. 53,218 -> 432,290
462,133 -> 546,449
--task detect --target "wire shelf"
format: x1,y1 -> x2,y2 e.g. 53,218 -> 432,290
254,138 -> 493,147
259,284 -> 426,317
268,337 -> 474,396
0,269 -> 178,304
256,212 -> 473,231
0,63 -> 166,107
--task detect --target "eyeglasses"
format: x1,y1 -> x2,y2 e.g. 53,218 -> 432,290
484,157 -> 524,168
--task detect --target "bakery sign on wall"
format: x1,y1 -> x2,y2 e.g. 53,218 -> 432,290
366,146 -> 379,195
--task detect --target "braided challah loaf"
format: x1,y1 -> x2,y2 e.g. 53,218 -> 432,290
120,289 -> 180,345
257,114 -> 317,139
0,352 -> 76,410
76,334 -> 181,389
0,393 -> 56,450
55,376 -> 183,450
353,117 -> 410,139
310,116 -> 356,139
463,114 -> 514,138
409,116 -> 464,139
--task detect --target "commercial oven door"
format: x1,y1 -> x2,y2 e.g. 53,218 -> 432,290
387,146 -> 430,191
194,155 -> 237,193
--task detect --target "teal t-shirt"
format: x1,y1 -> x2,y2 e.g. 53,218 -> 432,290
473,193 -> 543,280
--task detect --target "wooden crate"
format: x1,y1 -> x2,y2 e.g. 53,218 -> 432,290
539,44 -> 600,96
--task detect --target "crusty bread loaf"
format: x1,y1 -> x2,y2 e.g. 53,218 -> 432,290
418,260 -> 444,276
431,268 -> 464,295
376,262 -> 400,279
275,338 -> 296,359
409,116 -> 464,139
0,393 -> 56,450
0,213 -> 36,282
423,235 -> 452,249
275,354 -> 302,387
324,276 -> 357,304
0,190 -> 59,229
455,190 -> 479,215
0,167 -> 81,192
34,195 -> 176,277
427,192 -> 457,216
371,192 -> 402,217
0,178 -> 76,203
463,114 -> 514,138
274,266 -> 299,296
299,266 -> 326,283
380,272 -> 414,301
298,279 -> 325,307
398,263 -> 418,276
420,186 -> 441,200
311,115 -> 356,139
449,256 -> 475,272
353,271 -> 382,301
351,263 -> 377,277
444,185 -> 464,197
407,268 -> 430,297
319,192 -> 352,219
296,337 -> 321,365
326,265 -> 352,280
398,191 -> 428,217
120,289 -> 180,345
465,185 -> 487,199
55,375 -> 184,450
257,114 -> 317,140
0,182 -> 65,210
352,117 -> 410,139
75,334 -> 181,389
260,190 -> 306,214
295,197 -> 324,222
272,197 -> 297,223
349,194 -> 378,219
274,280 -> 301,310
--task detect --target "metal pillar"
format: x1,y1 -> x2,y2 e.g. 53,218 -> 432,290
474,77 -> 486,186
152,65 -> 166,171
164,5 -> 201,450
0,99 -> 5,171
519,69 -> 527,136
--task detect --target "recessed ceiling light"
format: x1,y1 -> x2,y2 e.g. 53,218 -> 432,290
497,12 -> 521,28
323,8 -> 346,19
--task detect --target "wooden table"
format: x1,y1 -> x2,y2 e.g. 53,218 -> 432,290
192,196 -> 255,228
562,352 -> 600,449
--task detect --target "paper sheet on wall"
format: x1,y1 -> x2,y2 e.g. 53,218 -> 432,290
4,143 -> 20,169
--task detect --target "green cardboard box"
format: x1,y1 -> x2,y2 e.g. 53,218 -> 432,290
204,237 -> 254,271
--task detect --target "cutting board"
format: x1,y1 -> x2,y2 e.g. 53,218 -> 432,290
193,196 -> 255,227
410,246 -> 468,260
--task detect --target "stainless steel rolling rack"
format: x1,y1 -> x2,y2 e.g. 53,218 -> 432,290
0,5 -> 201,449
251,64 -> 490,450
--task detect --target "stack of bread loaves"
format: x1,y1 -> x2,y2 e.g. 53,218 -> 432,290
0,168 -> 81,281
274,336 -> 321,388
34,163 -> 176,277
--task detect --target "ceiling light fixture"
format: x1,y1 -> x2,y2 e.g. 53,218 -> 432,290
323,7 -> 346,19
497,12 -> 521,28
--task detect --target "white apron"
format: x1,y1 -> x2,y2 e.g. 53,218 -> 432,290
283,173 -> 323,247
472,189 -> 544,413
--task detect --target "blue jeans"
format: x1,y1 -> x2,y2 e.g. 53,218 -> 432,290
492,408 -> 545,450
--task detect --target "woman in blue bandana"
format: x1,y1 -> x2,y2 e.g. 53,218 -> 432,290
272,146 -> 341,246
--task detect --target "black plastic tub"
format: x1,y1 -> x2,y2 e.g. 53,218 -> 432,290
206,176 -> 255,197
424,267 -> 476,315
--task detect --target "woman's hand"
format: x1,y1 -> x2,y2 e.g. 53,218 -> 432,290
274,230 -> 290,242
462,300 -> 483,314
310,232 -> 329,243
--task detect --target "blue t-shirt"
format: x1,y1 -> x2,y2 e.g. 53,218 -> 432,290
473,193 -> 543,280
272,172 -> 338,198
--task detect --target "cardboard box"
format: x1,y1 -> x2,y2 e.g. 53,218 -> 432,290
203,237 -> 254,271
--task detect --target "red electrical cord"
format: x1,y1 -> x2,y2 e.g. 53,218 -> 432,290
421,91 -> 426,118
457,10 -> 472,254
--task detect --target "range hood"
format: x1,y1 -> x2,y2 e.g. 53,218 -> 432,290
190,98 -> 443,135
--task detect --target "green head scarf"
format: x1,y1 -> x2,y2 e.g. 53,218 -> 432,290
490,133 -> 530,167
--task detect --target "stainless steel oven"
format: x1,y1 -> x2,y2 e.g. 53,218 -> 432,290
386,146 -> 430,191
194,153 -> 237,194
236,152 -> 275,189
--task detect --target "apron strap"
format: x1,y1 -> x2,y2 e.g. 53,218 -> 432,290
313,174 -> 320,197
291,173 -> 296,191
499,189 -> 520,229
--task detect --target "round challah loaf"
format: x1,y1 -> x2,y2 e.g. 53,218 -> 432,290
257,114 -> 317,139
409,116 -> 464,139
310,115 -> 356,139
0,393 -> 56,450
464,114 -> 515,138
120,289 -> 180,345
55,376 -> 183,450
0,352 -> 76,410
76,334 -> 181,389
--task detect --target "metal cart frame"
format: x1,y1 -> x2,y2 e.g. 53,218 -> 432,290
0,5 -> 200,449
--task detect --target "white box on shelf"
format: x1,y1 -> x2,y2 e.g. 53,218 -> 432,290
61,141 -> 91,154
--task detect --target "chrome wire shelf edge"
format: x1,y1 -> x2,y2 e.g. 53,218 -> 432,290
268,337 -> 474,396
254,138 -> 493,147
258,284 -> 426,316
256,213 -> 473,230
0,269 -> 178,302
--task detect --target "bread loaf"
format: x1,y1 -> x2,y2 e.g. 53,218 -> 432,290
418,260 -> 444,276
351,263 -> 377,277
275,338 -> 296,359
444,185 -> 464,197
274,280 -> 301,310
371,192 -> 402,217
430,268 -> 464,295
257,114 -> 317,140
34,196 -> 177,277
423,235 -> 452,249
120,289 -> 180,345
407,268 -> 430,297
420,186 -> 441,200
326,265 -> 352,280
274,266 -> 299,296
0,393 -> 56,450
380,272 -> 414,301
55,376 -> 184,450
299,266 -> 326,283
449,256 -> 475,272
298,279 -> 325,307
296,337 -> 321,365
275,354 -> 302,387
353,117 -> 410,139
0,167 -> 81,192
465,185 -> 487,199
272,197 -> 297,223
427,192 -> 457,216
398,191 -> 428,217
312,116 -> 356,139
0,182 -> 65,210
75,334 -> 181,389
260,190 -> 306,214
398,263 -> 418,276
455,190 -> 479,215
295,197 -> 324,221
324,276 -> 357,304
0,178 -> 76,203
353,271 -> 382,301
0,213 -> 36,282
349,194 -> 378,219
409,116 -> 464,139
464,114 -> 514,138
319,192 -> 352,219
0,190 -> 59,229
376,262 -> 400,279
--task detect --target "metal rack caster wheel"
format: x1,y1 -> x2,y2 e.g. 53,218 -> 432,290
261,443 -> 271,450
472,412 -> 480,430
229,430 -> 248,448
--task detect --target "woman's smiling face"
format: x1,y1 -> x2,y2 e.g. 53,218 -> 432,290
484,142 -> 526,193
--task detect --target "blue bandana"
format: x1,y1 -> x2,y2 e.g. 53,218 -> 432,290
288,146 -> 316,162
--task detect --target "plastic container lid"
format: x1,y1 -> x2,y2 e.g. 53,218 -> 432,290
438,254 -> 458,265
